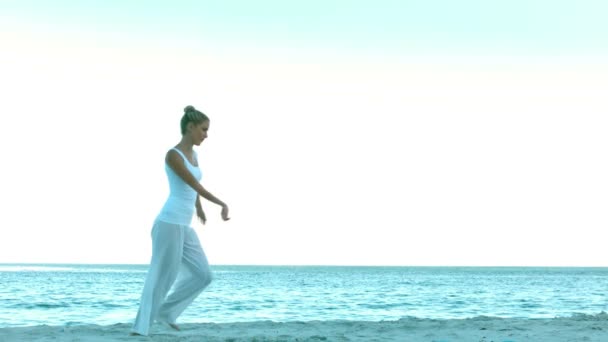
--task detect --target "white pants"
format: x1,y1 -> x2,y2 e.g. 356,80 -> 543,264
132,220 -> 212,336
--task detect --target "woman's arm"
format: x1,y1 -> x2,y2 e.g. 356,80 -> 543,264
195,196 -> 207,224
196,196 -> 203,211
166,150 -> 230,220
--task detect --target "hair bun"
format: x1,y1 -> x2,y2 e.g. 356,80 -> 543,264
184,105 -> 196,113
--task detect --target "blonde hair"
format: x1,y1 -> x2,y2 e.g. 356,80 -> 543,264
180,105 -> 209,134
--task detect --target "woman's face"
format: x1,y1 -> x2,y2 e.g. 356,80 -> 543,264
189,120 -> 210,146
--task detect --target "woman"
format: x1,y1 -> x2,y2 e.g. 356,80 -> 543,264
131,105 -> 230,336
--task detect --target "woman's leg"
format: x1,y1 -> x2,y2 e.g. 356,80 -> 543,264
157,226 -> 213,325
131,221 -> 185,336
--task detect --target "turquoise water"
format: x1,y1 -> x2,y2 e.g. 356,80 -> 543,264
1,264 -> 607,327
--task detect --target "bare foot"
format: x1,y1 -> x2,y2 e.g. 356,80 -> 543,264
168,323 -> 180,331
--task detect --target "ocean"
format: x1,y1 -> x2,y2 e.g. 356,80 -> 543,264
0,264 -> 607,328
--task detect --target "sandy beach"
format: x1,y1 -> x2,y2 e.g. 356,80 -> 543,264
1,314 -> 607,342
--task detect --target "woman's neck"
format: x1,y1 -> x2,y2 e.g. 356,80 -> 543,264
176,137 -> 194,152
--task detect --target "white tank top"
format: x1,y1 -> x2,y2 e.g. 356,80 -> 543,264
156,148 -> 202,225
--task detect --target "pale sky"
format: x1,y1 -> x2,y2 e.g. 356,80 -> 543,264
0,0 -> 607,266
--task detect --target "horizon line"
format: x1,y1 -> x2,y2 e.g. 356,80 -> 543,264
1,262 -> 607,268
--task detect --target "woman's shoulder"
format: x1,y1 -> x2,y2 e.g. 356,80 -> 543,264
165,148 -> 184,163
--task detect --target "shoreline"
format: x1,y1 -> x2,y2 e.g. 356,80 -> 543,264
2,314 -> 607,341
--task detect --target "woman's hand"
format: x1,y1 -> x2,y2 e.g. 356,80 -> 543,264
221,204 -> 230,221
197,207 -> 207,225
